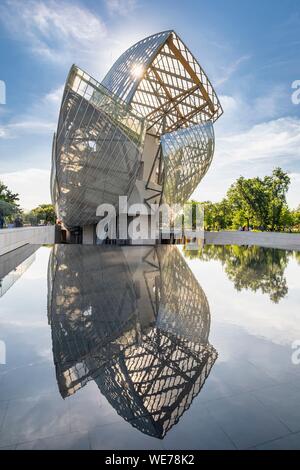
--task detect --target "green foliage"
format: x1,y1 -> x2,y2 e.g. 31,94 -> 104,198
203,199 -> 232,231
0,181 -> 20,219
25,204 -> 56,225
183,244 -> 291,303
194,168 -> 299,232
0,180 -> 19,205
291,208 -> 300,231
294,251 -> 300,265
0,200 -> 18,217
227,175 -> 269,229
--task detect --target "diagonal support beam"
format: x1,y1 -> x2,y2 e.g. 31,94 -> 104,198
145,84 -> 198,120
149,66 -> 185,121
166,37 -> 215,114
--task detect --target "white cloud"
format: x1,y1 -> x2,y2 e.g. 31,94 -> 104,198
0,127 -> 9,139
214,54 -> 251,86
0,85 -> 63,139
216,116 -> 300,166
0,168 -> 51,210
105,0 -> 137,16
192,116 -> 300,207
0,1 -> 150,79
42,85 -> 64,105
186,253 -> 300,348
0,0 -> 107,63
218,86 -> 289,134
0,120 -> 56,139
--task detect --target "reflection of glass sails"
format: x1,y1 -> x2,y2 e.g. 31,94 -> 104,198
51,30 -> 223,231
48,245 -> 217,439
0,245 -> 37,297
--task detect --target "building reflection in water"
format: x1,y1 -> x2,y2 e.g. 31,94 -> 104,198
48,245 -> 217,439
0,245 -> 38,297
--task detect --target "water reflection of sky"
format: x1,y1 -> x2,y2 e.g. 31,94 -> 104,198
0,247 -> 52,363
182,246 -> 300,348
0,244 -> 300,450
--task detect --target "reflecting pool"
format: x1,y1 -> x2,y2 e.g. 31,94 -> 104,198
0,244 -> 300,450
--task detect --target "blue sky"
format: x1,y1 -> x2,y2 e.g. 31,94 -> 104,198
0,0 -> 299,210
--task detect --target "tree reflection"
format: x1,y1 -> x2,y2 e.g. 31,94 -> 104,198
294,251 -> 300,265
184,245 -> 291,303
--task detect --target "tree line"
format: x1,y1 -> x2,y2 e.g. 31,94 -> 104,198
193,168 -> 300,232
0,180 -> 56,226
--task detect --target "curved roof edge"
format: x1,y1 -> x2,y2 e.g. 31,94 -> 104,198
101,30 -> 223,135
102,31 -> 173,103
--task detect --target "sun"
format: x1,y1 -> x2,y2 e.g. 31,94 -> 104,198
131,63 -> 145,79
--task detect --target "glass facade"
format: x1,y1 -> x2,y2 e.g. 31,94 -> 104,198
52,66 -> 146,227
52,31 -> 223,229
103,31 -> 223,135
161,122 -> 214,204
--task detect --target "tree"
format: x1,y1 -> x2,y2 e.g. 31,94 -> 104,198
26,204 -> 56,225
0,180 -> 20,221
0,181 -> 19,205
202,201 -> 215,230
0,200 -> 18,217
212,168 -> 292,231
184,244 -> 290,303
227,176 -> 270,229
264,168 -> 290,231
279,206 -> 294,231
294,251 -> 300,265
202,200 -> 232,231
292,208 -> 300,231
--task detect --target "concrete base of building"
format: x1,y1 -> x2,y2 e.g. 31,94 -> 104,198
66,225 -> 300,251
82,225 -> 95,245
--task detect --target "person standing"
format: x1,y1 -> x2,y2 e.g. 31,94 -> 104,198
0,211 -> 4,229
14,215 -> 23,228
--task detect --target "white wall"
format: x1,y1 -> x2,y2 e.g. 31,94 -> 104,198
205,231 -> 300,251
0,226 -> 55,256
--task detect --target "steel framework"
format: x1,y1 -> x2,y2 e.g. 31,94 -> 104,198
51,30 -> 223,229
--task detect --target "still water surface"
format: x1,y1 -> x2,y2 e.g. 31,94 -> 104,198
0,244 -> 300,450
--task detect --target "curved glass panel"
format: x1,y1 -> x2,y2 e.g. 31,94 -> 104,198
102,30 -> 223,135
53,66 -> 146,227
161,122 -> 214,204
102,31 -> 171,103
